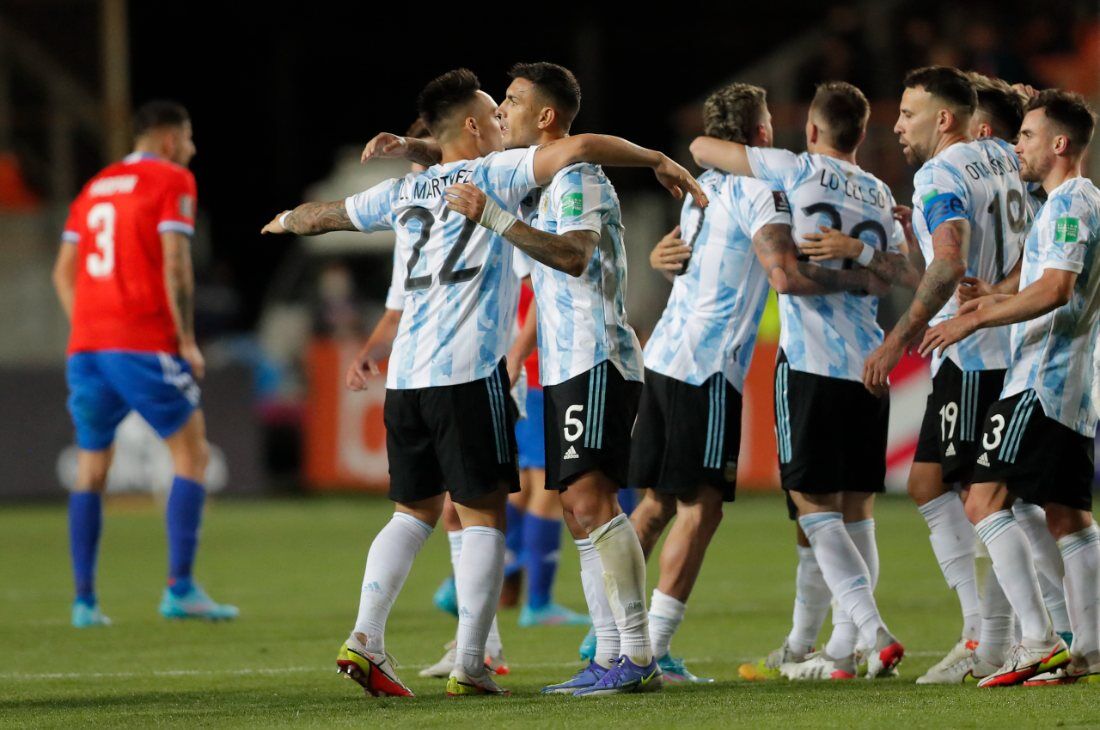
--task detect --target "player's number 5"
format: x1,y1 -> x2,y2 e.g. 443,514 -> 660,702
86,202 -> 116,278
563,404 -> 584,442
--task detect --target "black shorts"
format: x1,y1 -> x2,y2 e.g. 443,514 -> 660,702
384,359 -> 519,504
914,360 -> 1006,484
774,351 -> 888,499
543,361 -> 642,491
628,369 -> 741,502
971,390 -> 1095,511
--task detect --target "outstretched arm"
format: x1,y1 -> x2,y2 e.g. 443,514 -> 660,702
531,135 -> 708,207
688,137 -> 755,177
361,132 -> 442,168
752,223 -> 874,296
261,201 -> 357,236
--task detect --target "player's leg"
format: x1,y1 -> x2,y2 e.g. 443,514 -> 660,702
1012,501 -> 1073,642
825,493 -> 879,674
431,495 -> 460,618
631,490 -> 676,558
64,351 -> 129,627
502,483 -> 528,608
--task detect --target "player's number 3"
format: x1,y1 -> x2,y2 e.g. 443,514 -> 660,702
86,202 -> 116,278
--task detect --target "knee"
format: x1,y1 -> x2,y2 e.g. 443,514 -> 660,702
677,499 -> 724,537
964,494 -> 996,526
182,439 -> 210,479
1045,506 -> 1091,541
566,491 -> 617,533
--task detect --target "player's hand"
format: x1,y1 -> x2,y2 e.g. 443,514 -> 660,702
654,154 -> 709,208
799,226 -> 862,261
345,342 -> 383,392
361,133 -> 408,163
261,211 -> 291,235
957,276 -> 993,304
893,205 -> 916,247
919,313 -> 980,357
1011,83 -> 1039,100
862,339 -> 901,397
958,293 -> 1010,316
445,183 -> 487,222
179,340 -> 206,380
650,226 -> 691,272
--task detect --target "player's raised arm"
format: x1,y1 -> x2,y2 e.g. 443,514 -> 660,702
162,230 -> 204,379
51,243 -> 78,321
531,134 -> 708,207
361,132 -> 442,168
863,219 -> 970,394
688,136 -> 755,177
751,223 -> 878,296
919,267 -> 1075,356
261,201 -> 358,236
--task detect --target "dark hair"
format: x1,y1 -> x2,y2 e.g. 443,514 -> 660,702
133,100 -> 189,136
703,83 -> 768,143
967,72 -> 1025,140
1028,89 -> 1097,152
417,68 -> 481,135
810,81 -> 869,153
903,66 -> 976,117
507,62 -> 582,132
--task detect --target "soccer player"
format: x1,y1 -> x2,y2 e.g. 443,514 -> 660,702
631,82 -> 884,684
690,81 -> 911,680
920,89 -> 1098,685
52,101 -> 238,627
864,66 -> 1031,682
263,68 -> 703,697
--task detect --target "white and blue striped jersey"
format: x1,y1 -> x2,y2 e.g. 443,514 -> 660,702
345,146 -> 538,389
911,137 -> 1028,375
527,163 -> 643,387
1002,177 -> 1100,437
645,171 -> 790,389
746,148 -> 905,382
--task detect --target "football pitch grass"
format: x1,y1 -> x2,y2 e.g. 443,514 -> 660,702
2,493 -> 1098,728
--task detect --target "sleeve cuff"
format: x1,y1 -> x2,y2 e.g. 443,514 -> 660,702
555,221 -> 602,236
747,212 -> 790,238
345,196 -> 367,232
1042,260 -> 1084,274
157,221 -> 194,236
61,231 -> 80,244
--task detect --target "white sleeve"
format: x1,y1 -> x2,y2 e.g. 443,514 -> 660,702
476,146 -> 539,212
745,147 -> 803,188
344,178 -> 398,233
741,178 -> 793,236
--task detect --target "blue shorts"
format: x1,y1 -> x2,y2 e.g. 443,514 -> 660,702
66,351 -> 201,450
516,387 -> 546,470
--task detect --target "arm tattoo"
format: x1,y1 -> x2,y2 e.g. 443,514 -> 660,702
504,223 -> 596,276
405,138 -> 442,167
284,201 -> 356,235
796,261 -> 870,293
867,250 -> 921,289
164,237 -> 195,340
887,223 -> 967,345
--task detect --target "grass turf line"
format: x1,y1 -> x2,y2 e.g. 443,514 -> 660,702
1,493 -> 1097,728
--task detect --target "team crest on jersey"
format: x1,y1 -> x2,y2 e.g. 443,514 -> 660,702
772,190 -> 791,213
179,195 -> 195,218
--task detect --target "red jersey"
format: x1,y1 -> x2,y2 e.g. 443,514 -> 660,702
62,153 -> 197,354
517,282 -> 540,388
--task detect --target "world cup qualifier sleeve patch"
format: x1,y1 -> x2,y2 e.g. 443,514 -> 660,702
1054,216 -> 1080,243
561,192 -> 585,217
772,190 -> 791,213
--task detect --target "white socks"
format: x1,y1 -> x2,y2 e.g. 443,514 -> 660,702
577,537 -> 620,667
1012,502 -> 1070,635
826,519 -> 879,658
448,529 -> 502,656
974,510 -> 1052,643
919,492 -> 980,641
454,526 -> 505,676
590,513 -> 652,664
788,545 -> 831,656
1058,523 -> 1100,665
977,567 -> 1013,666
798,512 -> 887,649
649,589 -> 686,660
353,512 -> 433,652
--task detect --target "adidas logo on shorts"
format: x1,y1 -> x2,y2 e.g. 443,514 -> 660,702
564,445 -> 580,460
945,443 -> 956,457
977,452 -> 990,467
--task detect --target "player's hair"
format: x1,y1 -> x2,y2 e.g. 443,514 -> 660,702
703,83 -> 768,144
903,66 -> 976,117
405,118 -> 432,139
133,100 -> 190,137
1027,89 -> 1097,152
508,62 -> 582,132
417,68 -> 482,136
810,81 -> 869,153
966,72 -> 1026,140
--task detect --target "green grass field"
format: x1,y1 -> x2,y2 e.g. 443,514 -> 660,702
2,492 -> 1098,728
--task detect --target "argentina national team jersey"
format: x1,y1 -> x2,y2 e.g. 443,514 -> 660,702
645,171 -> 790,389
911,137 -> 1029,375
1002,177 -> 1100,437
345,146 -> 538,389
746,148 -> 905,381
527,163 -> 643,387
